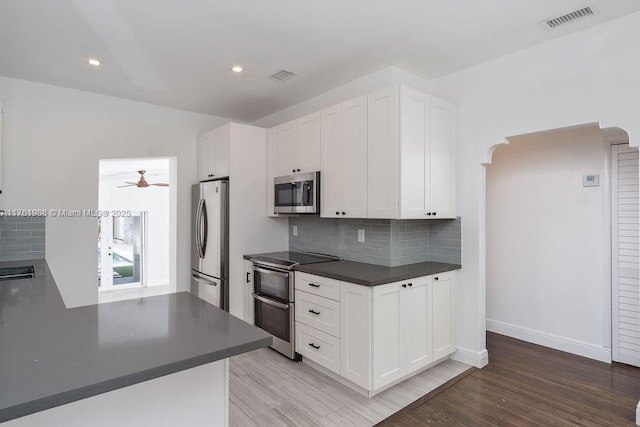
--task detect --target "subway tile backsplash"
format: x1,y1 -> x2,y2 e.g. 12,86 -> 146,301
289,217 -> 461,267
0,216 -> 46,261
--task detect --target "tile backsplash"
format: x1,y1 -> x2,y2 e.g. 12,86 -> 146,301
0,216 -> 46,261
289,216 -> 461,267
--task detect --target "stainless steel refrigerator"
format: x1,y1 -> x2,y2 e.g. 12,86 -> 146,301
191,180 -> 229,311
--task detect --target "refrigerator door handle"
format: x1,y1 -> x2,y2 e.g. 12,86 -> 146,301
201,200 -> 208,258
192,273 -> 218,286
195,199 -> 205,259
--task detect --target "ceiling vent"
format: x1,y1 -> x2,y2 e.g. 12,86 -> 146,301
268,69 -> 296,82
541,7 -> 594,29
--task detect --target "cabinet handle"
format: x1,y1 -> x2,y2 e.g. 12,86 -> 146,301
297,169 -> 301,172
432,212 -> 437,216
246,272 -> 251,283
341,212 -> 346,215
308,283 -> 320,288
426,212 -> 432,216
292,169 -> 296,173
308,343 -> 320,350
434,277 -> 439,281
402,284 -> 407,288
336,211 -> 340,215
408,282 -> 413,287
308,309 -> 320,315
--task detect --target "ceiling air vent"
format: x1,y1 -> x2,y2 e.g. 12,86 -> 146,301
541,7 -> 594,29
268,69 -> 296,82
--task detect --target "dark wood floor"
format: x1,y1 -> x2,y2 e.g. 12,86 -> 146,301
379,332 -> 640,426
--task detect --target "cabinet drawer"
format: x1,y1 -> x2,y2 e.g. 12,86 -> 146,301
296,291 -> 341,337
295,272 -> 340,301
296,322 -> 341,374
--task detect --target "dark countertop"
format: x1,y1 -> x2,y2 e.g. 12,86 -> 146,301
0,259 -> 271,423
294,260 -> 461,286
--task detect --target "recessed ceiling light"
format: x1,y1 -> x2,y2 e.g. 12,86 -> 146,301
231,66 -> 243,73
87,58 -> 101,67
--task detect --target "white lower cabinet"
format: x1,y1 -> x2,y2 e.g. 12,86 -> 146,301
296,322 -> 341,374
432,271 -> 456,360
295,271 -> 456,396
341,282 -> 371,389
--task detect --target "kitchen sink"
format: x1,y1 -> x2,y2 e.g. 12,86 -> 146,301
0,266 -> 35,281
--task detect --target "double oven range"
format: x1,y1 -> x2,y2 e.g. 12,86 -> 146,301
250,251 -> 340,359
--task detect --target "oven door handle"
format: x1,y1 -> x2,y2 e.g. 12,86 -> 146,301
252,293 -> 290,310
253,266 -> 290,278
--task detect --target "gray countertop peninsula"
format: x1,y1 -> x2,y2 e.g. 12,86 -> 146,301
294,260 -> 461,285
0,260 -> 271,423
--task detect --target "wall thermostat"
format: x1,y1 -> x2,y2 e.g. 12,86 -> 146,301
583,174 -> 599,187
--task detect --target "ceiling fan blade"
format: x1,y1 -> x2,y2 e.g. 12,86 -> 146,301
117,184 -> 137,188
150,183 -> 170,187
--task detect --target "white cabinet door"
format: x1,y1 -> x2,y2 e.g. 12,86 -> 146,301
212,126 -> 230,179
198,133 -> 215,181
341,282 -> 371,390
399,86 -> 429,219
342,96 -> 368,218
429,97 -> 456,218
266,126 -> 279,217
321,104 -> 343,218
278,120 -> 299,176
372,281 -> 405,389
404,277 -> 432,373
198,125 -> 230,181
299,112 -> 321,173
243,259 -> 254,325
432,271 -> 455,360
368,87 -> 399,219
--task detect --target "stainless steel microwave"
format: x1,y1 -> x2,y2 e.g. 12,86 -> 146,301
273,171 -> 320,214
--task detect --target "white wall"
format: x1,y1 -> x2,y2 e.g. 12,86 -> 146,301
0,76 -> 227,307
428,11 -> 640,365
486,126 -> 610,361
253,67 -> 430,128
99,159 -> 171,287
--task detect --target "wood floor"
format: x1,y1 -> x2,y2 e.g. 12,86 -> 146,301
380,332 -> 640,426
228,348 -> 471,426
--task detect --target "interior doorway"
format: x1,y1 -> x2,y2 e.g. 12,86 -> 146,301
98,158 -> 171,297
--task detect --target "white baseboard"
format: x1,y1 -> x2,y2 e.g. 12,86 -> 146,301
451,347 -> 489,368
636,399 -> 640,426
487,319 -> 612,363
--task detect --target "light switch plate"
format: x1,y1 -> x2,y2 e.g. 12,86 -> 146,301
357,229 -> 365,243
583,174 -> 599,187
293,225 -> 298,236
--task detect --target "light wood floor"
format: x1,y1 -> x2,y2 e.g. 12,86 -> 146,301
229,348 -> 470,426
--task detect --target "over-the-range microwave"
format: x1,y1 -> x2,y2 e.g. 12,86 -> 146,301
273,171 -> 320,214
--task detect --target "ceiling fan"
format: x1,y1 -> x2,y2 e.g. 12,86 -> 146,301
118,170 -> 169,188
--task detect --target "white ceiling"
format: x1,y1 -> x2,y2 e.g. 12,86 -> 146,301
99,158 -> 169,180
1,1 -> 639,122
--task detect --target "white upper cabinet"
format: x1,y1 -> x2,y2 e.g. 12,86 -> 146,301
320,104 -> 343,217
399,86 -> 430,218
198,124 -> 230,181
399,86 -> 456,219
321,96 -> 367,218
299,112 -> 322,172
367,87 -> 399,219
266,126 -> 279,217
278,119 -> 299,175
428,97 -> 456,218
277,113 -> 321,176
268,84 -> 455,220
